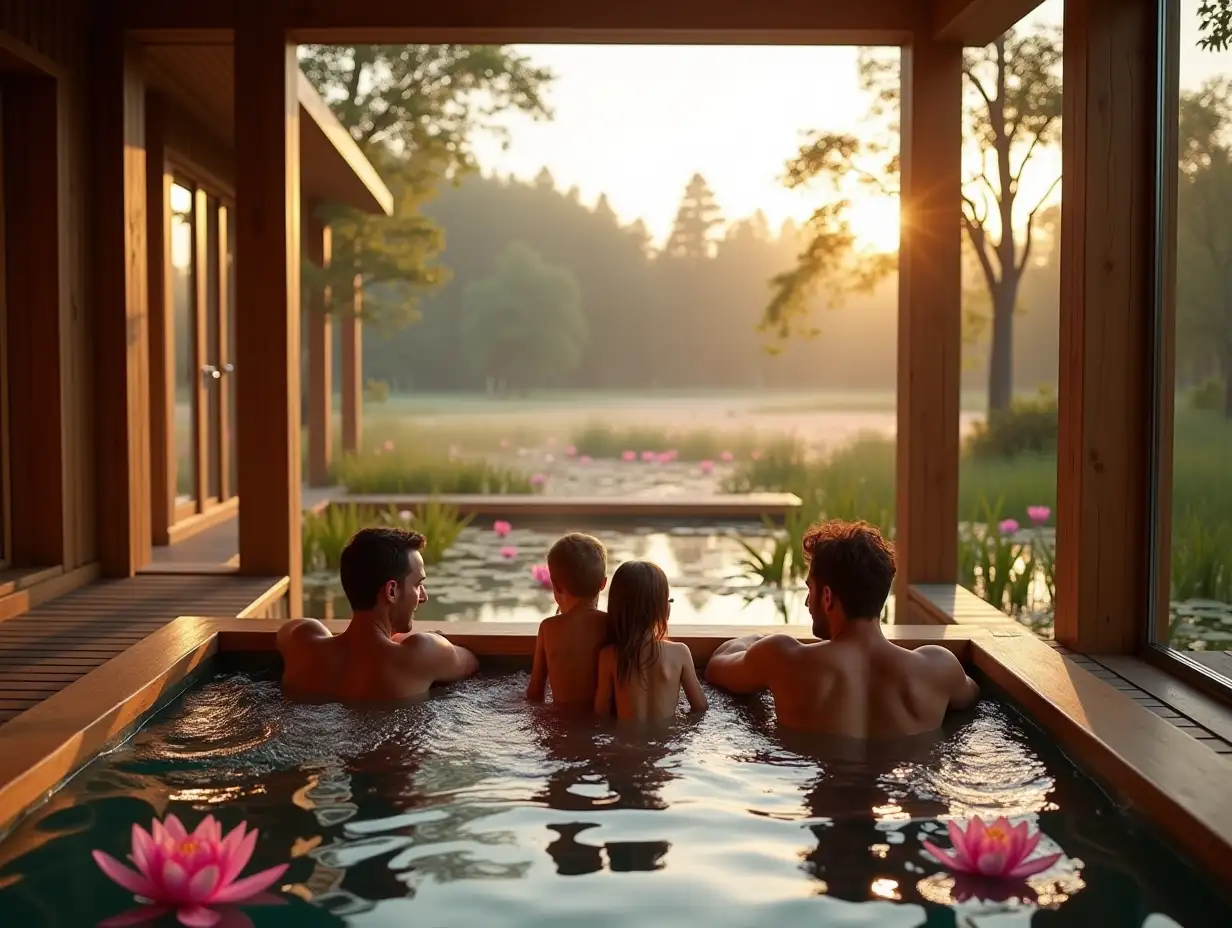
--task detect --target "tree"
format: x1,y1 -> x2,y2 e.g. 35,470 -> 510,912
299,45 -> 553,326
1199,1 -> 1232,50
764,28 -> 1062,413
1176,78 -> 1232,416
664,173 -> 723,259
460,242 -> 587,391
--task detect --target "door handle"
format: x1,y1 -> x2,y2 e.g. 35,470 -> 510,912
201,364 -> 221,383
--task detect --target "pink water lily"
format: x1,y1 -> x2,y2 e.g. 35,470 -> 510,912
530,473 -> 547,487
655,451 -> 673,464
923,816 -> 1061,881
1027,505 -> 1051,525
499,546 -> 518,559
93,814 -> 287,928
621,450 -> 636,462
564,445 -> 577,456
500,438 -> 510,449
640,450 -> 656,462
750,450 -> 762,460
699,460 -> 715,475
493,520 -> 512,537
383,440 -> 394,452
998,519 -> 1020,536
579,455 -> 592,465
720,451 -> 734,463
531,563 -> 553,589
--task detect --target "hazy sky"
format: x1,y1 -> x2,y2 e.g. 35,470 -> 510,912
468,0 -> 1230,249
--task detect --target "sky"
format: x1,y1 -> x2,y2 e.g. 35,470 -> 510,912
466,0 -> 1232,251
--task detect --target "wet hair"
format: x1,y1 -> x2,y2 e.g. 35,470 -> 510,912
606,560 -> 671,685
339,527 -> 426,611
546,532 -> 608,599
801,519 -> 896,620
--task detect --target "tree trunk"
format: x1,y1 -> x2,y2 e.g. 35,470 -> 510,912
987,283 -> 1016,413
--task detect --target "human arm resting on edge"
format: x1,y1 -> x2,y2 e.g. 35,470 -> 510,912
679,645 -> 708,713
526,625 -> 548,701
403,631 -> 479,685
593,646 -> 615,716
705,633 -> 797,694
917,645 -> 980,711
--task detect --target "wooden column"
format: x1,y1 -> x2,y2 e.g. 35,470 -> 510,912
306,210 -> 333,487
341,277 -> 362,454
92,35 -> 152,576
145,93 -> 175,545
234,9 -> 303,612
894,32 -> 963,613
1054,0 -> 1156,654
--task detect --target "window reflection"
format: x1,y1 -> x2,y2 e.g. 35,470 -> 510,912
170,182 -> 197,505
1157,1 -> 1232,684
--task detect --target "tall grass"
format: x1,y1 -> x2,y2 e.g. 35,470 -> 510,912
335,450 -> 532,495
302,500 -> 474,572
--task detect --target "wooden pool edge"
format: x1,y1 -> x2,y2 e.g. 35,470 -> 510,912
0,618 -> 1229,884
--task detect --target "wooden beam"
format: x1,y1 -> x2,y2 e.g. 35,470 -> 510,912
92,36 -> 152,576
894,31 -> 963,613
306,210 -> 333,488
3,75 -> 64,568
341,278 -> 362,455
1054,0 -> 1156,653
234,8 -> 303,612
931,0 -> 1045,44
118,0 -> 925,43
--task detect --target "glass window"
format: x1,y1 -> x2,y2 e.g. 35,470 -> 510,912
169,182 -> 197,506
1154,0 -> 1232,687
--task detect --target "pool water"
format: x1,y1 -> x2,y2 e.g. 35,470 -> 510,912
304,519 -> 894,625
0,661 -> 1225,927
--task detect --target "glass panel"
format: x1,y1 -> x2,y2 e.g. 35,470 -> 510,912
226,207 -> 237,501
1154,1 -> 1232,684
169,182 -> 197,506
205,198 -> 221,501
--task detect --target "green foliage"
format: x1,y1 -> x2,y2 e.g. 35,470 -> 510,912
664,173 -> 723,260
299,45 -> 554,329
460,242 -> 587,390
336,449 -> 532,494
1171,508 -> 1232,601
302,503 -> 368,572
1198,1 -> 1232,51
569,424 -> 773,461
399,500 -> 475,565
966,389 -> 1058,458
735,509 -> 814,588
364,378 -> 391,404
1186,376 -> 1226,413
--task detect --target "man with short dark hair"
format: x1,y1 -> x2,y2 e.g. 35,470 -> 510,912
277,527 -> 478,702
705,519 -> 978,738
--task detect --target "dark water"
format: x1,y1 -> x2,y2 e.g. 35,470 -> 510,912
0,659 -> 1227,927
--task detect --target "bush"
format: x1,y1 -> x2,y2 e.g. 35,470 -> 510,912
336,450 -> 533,494
967,390 -> 1058,458
364,378 -> 391,404
1185,376 -> 1225,413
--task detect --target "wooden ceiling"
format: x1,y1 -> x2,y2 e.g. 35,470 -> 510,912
142,43 -> 391,215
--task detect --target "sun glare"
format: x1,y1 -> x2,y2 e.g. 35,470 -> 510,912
847,196 -> 901,254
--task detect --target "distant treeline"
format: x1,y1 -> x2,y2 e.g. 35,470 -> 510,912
355,171 -> 1062,394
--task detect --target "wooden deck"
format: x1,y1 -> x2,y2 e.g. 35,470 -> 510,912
0,574 -> 286,726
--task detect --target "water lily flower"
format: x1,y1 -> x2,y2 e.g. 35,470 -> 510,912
751,450 -> 762,461
922,816 -> 1062,881
398,510 -> 412,522
383,440 -> 394,452
655,451 -> 673,464
1027,505 -> 1051,525
621,450 -> 637,462
531,563 -> 553,589
699,460 -> 715,475
500,546 -> 518,559
530,473 -> 547,487
640,450 -> 656,462
493,520 -> 512,537
720,451 -> 734,462
998,519 -> 1020,536
92,814 -> 287,928
500,439 -> 510,450
664,449 -> 678,461
564,445 -> 577,456
579,455 -> 592,465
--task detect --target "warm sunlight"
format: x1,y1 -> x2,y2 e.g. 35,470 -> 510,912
847,196 -> 901,254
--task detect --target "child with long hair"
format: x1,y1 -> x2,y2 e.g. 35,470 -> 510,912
594,560 -> 708,721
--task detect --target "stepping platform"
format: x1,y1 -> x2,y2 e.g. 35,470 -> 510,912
336,492 -> 803,520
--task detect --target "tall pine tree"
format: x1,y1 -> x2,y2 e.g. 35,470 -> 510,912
664,173 -> 723,259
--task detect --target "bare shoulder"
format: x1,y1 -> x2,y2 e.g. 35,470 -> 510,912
912,644 -> 966,677
397,629 -> 451,653
276,618 -> 330,650
668,639 -> 694,663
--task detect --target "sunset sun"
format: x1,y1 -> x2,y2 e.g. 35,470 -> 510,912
847,196 -> 901,254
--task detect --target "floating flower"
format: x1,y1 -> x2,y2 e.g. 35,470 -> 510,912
530,473 -> 547,487
493,520 -> 512,537
579,455 -> 592,465
655,451 -> 673,464
640,450 -> 656,462
398,510 -> 413,522
720,451 -> 734,463
750,450 -> 762,461
93,814 -> 288,928
998,519 -> 1020,536
500,546 -> 518,559
1027,505 -> 1051,526
383,440 -> 394,452
621,450 -> 637,462
531,563 -> 553,589
664,449 -> 678,461
564,445 -> 577,456
699,460 -> 715,475
922,816 -> 1061,881
500,438 -> 510,450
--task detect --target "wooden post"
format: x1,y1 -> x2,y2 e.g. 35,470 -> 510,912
306,210 -> 333,487
234,8 -> 303,613
1054,0 -> 1156,653
894,31 -> 963,614
341,277 -> 362,454
92,34 -> 152,576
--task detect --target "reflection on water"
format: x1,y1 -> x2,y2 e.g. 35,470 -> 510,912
0,665 -> 1224,927
304,519 -> 889,625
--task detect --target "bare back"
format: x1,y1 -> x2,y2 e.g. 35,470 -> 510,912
278,620 -> 477,703
595,640 -> 707,722
527,608 -> 609,708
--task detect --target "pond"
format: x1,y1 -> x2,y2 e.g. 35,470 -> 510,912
304,518 -> 895,625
